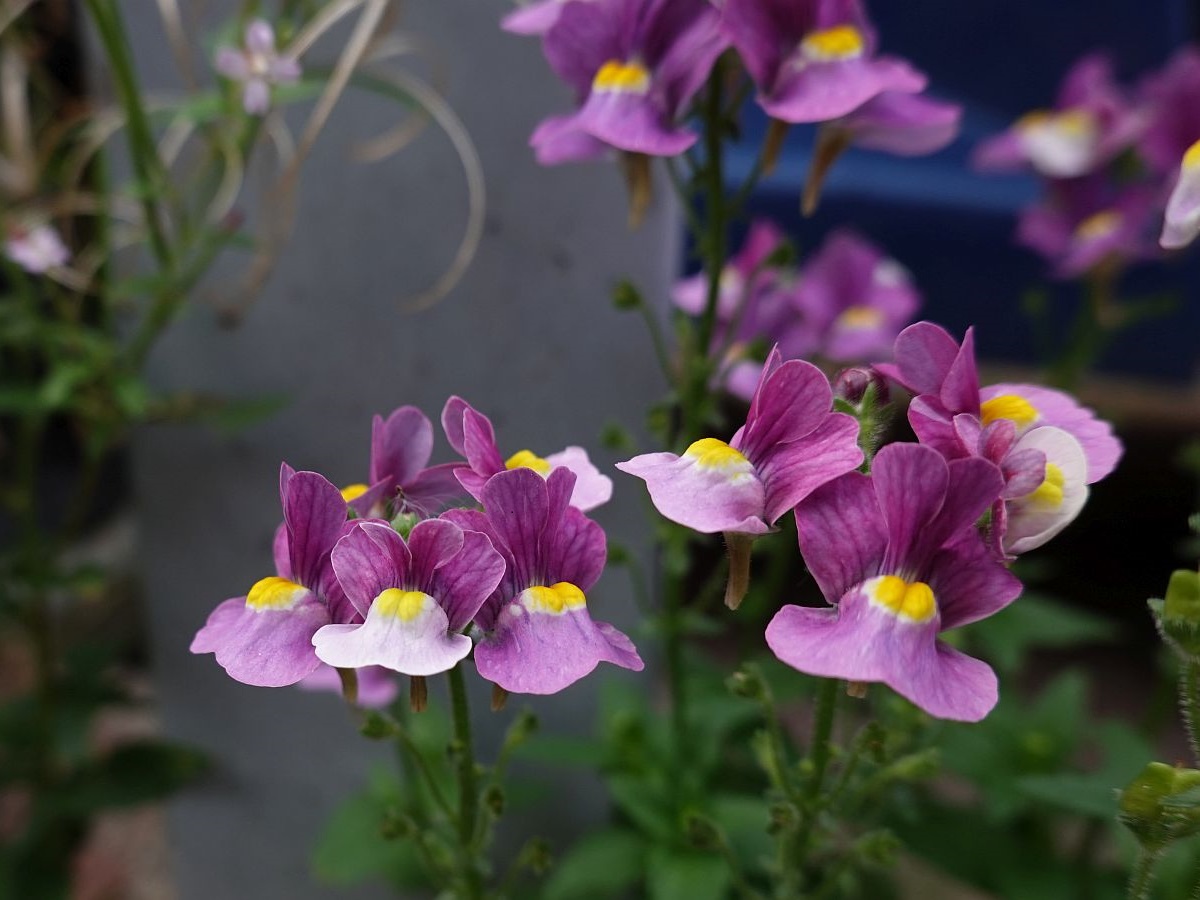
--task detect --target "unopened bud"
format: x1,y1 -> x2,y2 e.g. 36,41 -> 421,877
1119,762 -> 1200,851
1152,570 -> 1200,660
684,811 -> 722,850
834,367 -> 889,407
391,511 -> 420,539
360,710 -> 398,740
855,829 -> 901,865
484,785 -> 506,817
612,279 -> 643,311
727,668 -> 766,701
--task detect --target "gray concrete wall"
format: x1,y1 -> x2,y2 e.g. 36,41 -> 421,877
127,3 -> 679,897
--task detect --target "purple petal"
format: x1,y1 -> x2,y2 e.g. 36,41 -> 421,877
761,56 -> 926,125
531,112 -> 612,165
403,462 -> 471,513
214,47 -> 249,80
371,406 -> 434,487
758,412 -> 863,524
285,471 -> 349,590
463,407 -> 506,481
543,504 -> 607,592
429,528 -> 508,632
738,359 -> 836,460
616,450 -> 770,535
407,518 -> 466,591
441,395 -> 472,456
929,532 -> 1022,630
887,321 -> 963,396
573,89 -> 698,157
546,446 -> 613,511
502,0 -> 566,35
794,471 -> 887,603
480,467 -> 550,589
872,443 -> 949,573
191,593 -> 328,687
331,521 -> 412,616
242,79 -> 270,115
543,0 -> 626,98
244,19 -> 277,55
296,664 -> 399,709
842,91 -> 961,156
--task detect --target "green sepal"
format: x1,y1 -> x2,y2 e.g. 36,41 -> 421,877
1118,761 -> 1200,852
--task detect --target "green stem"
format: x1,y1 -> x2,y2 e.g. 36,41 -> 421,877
662,529 -> 691,806
448,665 -> 485,899
1127,849 -> 1159,900
1050,268 -> 1118,390
805,679 -> 840,803
1182,660 -> 1200,767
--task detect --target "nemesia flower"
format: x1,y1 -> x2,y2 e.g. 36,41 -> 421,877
993,425 -> 1089,556
311,519 -> 506,676
881,322 -> 1123,486
1016,176 -> 1159,278
340,406 -> 466,520
834,91 -> 962,156
787,228 -> 921,362
974,53 -> 1142,179
5,224 -> 69,273
722,0 -> 925,124
215,19 -> 301,115
191,467 -> 352,687
297,664 -> 400,709
672,219 -> 787,321
766,442 -> 1020,721
441,396 -> 612,512
1160,139 -> 1200,249
616,349 -> 862,537
443,467 -> 643,694
531,0 -> 727,163
1136,46 -> 1200,176
501,0 -> 580,35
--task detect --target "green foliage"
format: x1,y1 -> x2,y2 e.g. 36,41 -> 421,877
540,828 -> 645,900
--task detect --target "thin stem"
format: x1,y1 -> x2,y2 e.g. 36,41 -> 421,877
1181,659 -> 1200,767
448,665 -> 484,900
1127,849 -> 1159,900
805,678 -> 840,804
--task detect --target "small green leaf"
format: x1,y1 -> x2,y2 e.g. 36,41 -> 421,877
52,741 -> 209,815
646,848 -> 731,900
542,828 -> 645,900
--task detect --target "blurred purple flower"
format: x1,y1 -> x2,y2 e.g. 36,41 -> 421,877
531,0 -> 727,163
835,91 -> 961,156
215,19 -> 300,115
1137,46 -> 1200,177
1161,140 -> 1200,249
5,224 -> 68,273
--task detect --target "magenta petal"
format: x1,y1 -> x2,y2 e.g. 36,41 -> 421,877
480,467 -> 551,588
531,113 -> 612,165
574,89 -> 697,157
429,527 -> 507,632
475,606 -> 642,694
463,408 -> 506,479
930,533 -> 1023,630
872,443 -> 949,569
371,407 -> 434,486
192,594 -> 328,687
544,504 -> 607,592
501,0 -> 564,35
284,471 -> 348,589
331,522 -> 411,617
794,471 -> 886,603
739,359 -> 835,458
758,412 -> 863,524
888,321 -> 963,395
215,47 -> 250,80
407,518 -> 466,589
545,446 -> 613,511
615,452 -> 770,535
938,327 -> 980,414
296,664 -> 399,709
843,91 -> 961,156
761,56 -> 926,124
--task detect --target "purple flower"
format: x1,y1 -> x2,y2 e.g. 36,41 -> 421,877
502,0 -> 580,35
341,406 -> 467,520
722,0 -> 925,124
1136,46 -> 1200,177
1015,176 -> 1159,278
880,322 -> 1122,486
672,219 -> 787,321
214,19 -> 301,115
834,91 -> 961,156
787,228 -> 921,362
974,53 -> 1143,179
441,396 -> 612,512
191,466 -> 352,687
297,664 -> 400,709
616,350 -> 862,536
443,467 -> 643,694
5,223 -> 69,273
531,0 -> 727,163
766,442 -> 1020,721
1161,140 -> 1200,249
312,519 -> 506,676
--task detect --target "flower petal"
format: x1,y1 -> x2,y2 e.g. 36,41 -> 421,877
616,451 -> 770,535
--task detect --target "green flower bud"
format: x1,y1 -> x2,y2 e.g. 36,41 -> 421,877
727,668 -> 766,701
359,710 -> 398,740
1119,762 -> 1200,852
1152,570 -> 1200,660
684,811 -> 722,851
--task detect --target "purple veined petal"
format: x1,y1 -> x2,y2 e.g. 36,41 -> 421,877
723,358 -> 764,402
1161,146 -> 1200,249
542,0 -> 627,98
242,79 -> 271,115
530,112 -> 612,165
502,0 -> 568,35
794,470 -> 887,603
721,0 -> 816,92
331,521 -> 412,617
979,382 -> 1122,483
1001,447 -> 1047,500
760,56 -> 926,125
766,581 -> 998,721
428,527 -> 507,632
404,462 -> 471,513
937,327 -> 980,415
906,395 -> 960,459
929,531 -> 1023,630
744,346 -> 785,427
574,87 -> 698,156
738,359 -> 836,460
976,416 -> 1016,464
345,479 -> 392,519
929,455 -> 1005,550
757,412 -> 863,525
646,0 -> 728,114
244,19 -> 277,55
285,471 -> 350,591
313,590 -> 472,677
841,91 -> 961,156
192,590 -> 329,687
407,518 -> 466,591
872,443 -> 949,574
543,503 -> 607,592
546,445 -> 613,511
615,449 -> 770,535
371,406 -> 435,487
475,600 -> 642,694
887,321 -> 963,396
479,467 -> 551,590
295,664 -> 399,709
215,47 -> 250,80
1002,426 -> 1090,556
463,407 -> 506,478
952,413 -> 985,458
441,508 -> 515,631
441,395 -> 473,457
272,522 -> 292,580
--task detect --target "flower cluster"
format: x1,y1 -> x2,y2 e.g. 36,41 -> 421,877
506,0 -> 960,171
621,321 -> 1120,721
671,220 -> 921,399
975,46 -> 1200,268
192,401 -> 641,700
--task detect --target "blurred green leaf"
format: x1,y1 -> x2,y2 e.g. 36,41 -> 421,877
646,848 -> 731,900
541,828 -> 645,900
958,592 -> 1116,674
52,741 -> 209,815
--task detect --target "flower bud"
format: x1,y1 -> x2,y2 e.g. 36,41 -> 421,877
360,710 -> 398,740
833,366 -> 890,407
1151,570 -> 1200,660
1119,762 -> 1200,852
727,668 -> 766,701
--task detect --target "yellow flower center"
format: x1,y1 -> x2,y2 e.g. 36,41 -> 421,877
246,576 -> 308,611
340,483 -> 369,502
685,437 -> 752,470
980,394 -> 1038,429
373,588 -> 430,622
593,59 -> 651,94
1074,210 -> 1122,241
801,24 -> 866,62
523,582 -> 586,615
1183,138 -> 1200,171
505,449 -> 552,476
836,305 -> 885,330
1026,462 -> 1065,508
1017,108 -> 1095,137
867,575 -> 936,623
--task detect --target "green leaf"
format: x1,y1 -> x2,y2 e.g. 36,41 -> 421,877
607,774 -> 673,841
542,828 -> 645,900
646,848 -> 731,900
514,734 -> 607,768
957,592 -> 1116,674
52,741 -> 209,815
